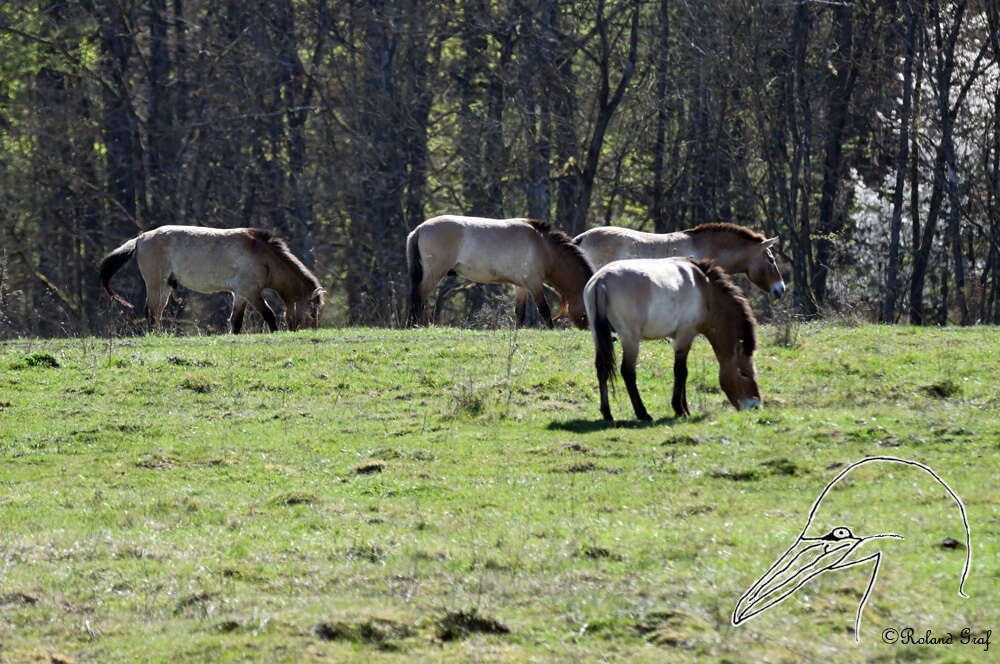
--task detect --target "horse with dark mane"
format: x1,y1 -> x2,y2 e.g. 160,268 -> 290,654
584,257 -> 761,421
99,225 -> 325,333
575,222 -> 784,297
406,215 -> 594,328
516,222 -> 783,326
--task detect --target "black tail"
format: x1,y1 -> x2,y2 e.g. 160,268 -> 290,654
405,230 -> 424,327
98,237 -> 138,309
591,281 -> 617,384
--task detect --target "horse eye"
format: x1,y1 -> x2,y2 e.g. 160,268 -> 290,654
831,527 -> 852,539
739,370 -> 750,379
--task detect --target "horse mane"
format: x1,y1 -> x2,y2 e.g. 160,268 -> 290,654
526,219 -> 594,275
685,222 -> 765,244
690,258 -> 758,353
246,228 -> 323,299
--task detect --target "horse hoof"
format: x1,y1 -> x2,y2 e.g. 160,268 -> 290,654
638,413 -> 653,422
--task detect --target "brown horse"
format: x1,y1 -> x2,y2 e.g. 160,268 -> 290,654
575,222 -> 784,297
584,257 -> 760,421
406,215 -> 594,328
99,225 -> 325,333
516,222 -> 783,326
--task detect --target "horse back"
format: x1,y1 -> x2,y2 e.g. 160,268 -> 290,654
575,226 -> 694,270
416,215 -> 545,285
592,258 -> 706,342
136,226 -> 267,294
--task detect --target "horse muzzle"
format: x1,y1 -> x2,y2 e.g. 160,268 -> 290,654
738,398 -> 761,411
770,282 -> 786,299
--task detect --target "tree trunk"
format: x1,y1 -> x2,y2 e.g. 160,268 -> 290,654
570,0 -> 639,232
882,0 -> 916,322
651,0 -> 670,233
812,3 -> 858,307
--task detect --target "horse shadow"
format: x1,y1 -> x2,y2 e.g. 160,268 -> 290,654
547,414 -> 707,433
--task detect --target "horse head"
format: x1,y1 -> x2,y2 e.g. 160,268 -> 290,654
745,238 -> 785,298
718,338 -> 761,410
287,287 -> 326,331
551,296 -> 589,330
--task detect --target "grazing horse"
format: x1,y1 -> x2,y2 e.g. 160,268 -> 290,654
584,257 -> 760,421
406,215 -> 594,329
99,225 -> 325,333
517,222 -> 783,326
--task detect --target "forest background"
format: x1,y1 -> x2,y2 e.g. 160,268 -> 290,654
2,0 -> 1000,337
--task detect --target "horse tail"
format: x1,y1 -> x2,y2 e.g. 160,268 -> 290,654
98,236 -> 138,309
589,279 -> 617,384
406,229 -> 424,326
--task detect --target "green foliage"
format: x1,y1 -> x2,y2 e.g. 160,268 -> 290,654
0,324 -> 997,662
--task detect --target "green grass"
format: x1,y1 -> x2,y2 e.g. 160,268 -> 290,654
0,324 -> 997,662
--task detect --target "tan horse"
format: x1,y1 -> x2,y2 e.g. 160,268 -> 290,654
406,215 -> 594,328
584,257 -> 760,421
517,222 -> 783,325
99,225 -> 325,333
575,222 -> 785,297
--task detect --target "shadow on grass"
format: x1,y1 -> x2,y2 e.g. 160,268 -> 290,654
547,413 -> 707,433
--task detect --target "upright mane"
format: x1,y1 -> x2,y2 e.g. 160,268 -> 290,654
691,258 -> 758,352
526,219 -> 594,275
685,222 -> 765,244
246,228 -> 322,297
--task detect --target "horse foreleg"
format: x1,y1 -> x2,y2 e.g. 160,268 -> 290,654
230,297 -> 249,334
249,294 -> 279,332
620,340 -> 651,421
514,289 -> 530,327
671,347 -> 691,418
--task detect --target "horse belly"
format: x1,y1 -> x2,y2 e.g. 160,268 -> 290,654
169,252 -> 244,295
640,298 -> 698,340
455,238 -> 536,286
638,278 -> 703,341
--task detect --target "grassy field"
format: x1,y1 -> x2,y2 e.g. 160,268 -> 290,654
0,323 -> 997,662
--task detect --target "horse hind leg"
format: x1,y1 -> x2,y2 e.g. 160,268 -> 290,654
598,367 -> 613,422
414,267 -> 450,327
671,347 -> 691,418
230,296 -> 249,334
144,281 -> 171,333
619,338 -> 651,421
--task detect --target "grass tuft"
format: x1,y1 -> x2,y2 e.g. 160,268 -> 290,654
922,378 -> 962,398
437,608 -> 511,641
635,608 -> 716,647
355,460 -> 387,474
315,617 -> 412,647
9,351 -> 60,369
268,491 -> 318,506
710,468 -> 759,482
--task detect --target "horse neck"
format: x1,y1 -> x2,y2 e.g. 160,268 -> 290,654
266,255 -> 308,301
691,232 -> 753,271
698,285 -> 740,363
543,244 -> 589,300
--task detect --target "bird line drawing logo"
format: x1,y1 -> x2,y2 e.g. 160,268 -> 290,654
731,456 -> 971,642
